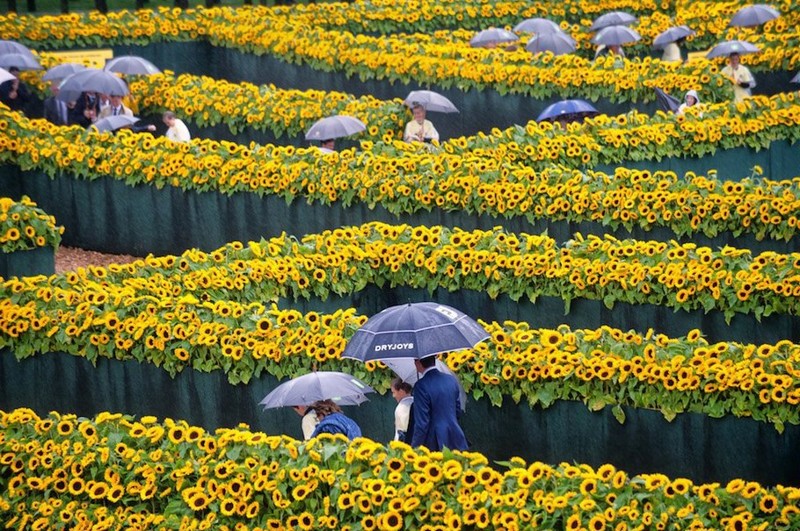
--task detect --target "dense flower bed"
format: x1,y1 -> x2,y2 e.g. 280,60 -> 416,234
0,195 -> 63,253
2,408 -> 800,530
2,223 -> 800,425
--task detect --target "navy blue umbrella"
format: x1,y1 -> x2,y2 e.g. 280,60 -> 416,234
654,87 -> 681,113
537,99 -> 599,122
341,302 -> 490,362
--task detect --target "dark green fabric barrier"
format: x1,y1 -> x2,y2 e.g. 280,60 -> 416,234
0,246 -> 54,279
1,352 -> 797,486
112,42 -> 797,142
4,168 -> 800,259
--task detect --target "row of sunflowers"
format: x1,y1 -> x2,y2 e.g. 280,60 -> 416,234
2,407 -> 800,530
2,222 -> 800,425
3,6 -> 799,102
0,196 -> 62,253
3,96 -> 800,242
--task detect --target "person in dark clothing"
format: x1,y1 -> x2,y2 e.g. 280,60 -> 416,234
0,67 -> 31,114
309,400 -> 362,440
409,355 -> 468,451
43,82 -> 70,126
70,91 -> 100,127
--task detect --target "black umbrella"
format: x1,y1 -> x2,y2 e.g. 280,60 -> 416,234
654,88 -> 681,113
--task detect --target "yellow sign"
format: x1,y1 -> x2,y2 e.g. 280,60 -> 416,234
46,49 -> 114,69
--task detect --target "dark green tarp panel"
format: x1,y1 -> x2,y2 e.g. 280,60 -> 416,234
111,42 -> 800,142
1,352 -> 797,486
0,246 -> 54,279
2,167 -> 799,259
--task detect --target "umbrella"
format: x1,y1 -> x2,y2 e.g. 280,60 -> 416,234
90,114 -> 141,132
259,371 -> 375,410
652,25 -> 696,49
525,32 -> 577,55
792,72 -> 800,84
305,115 -> 366,141
43,63 -> 88,82
654,87 -> 681,113
57,69 -> 129,99
104,55 -> 161,75
729,4 -> 780,27
341,302 -> 490,362
404,90 -> 459,113
0,53 -> 41,71
0,67 -> 14,84
590,11 -> 638,31
383,358 -> 467,411
0,40 -> 36,59
537,99 -> 599,122
591,25 -> 642,46
469,28 -> 518,48
706,40 -> 760,59
513,18 -> 561,34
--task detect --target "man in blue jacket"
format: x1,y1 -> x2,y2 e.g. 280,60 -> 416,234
409,355 -> 468,451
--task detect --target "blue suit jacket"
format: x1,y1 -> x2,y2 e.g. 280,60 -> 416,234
410,368 -> 468,451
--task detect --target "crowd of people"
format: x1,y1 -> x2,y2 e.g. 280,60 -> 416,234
292,354 -> 469,451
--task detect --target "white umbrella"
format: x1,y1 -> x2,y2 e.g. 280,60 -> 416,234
514,18 -> 561,35
259,371 -> 375,409
91,115 -> 141,132
591,25 -> 642,46
305,115 -> 366,141
0,67 -> 14,84
706,40 -> 760,59
728,4 -> 780,27
404,90 -> 459,113
43,63 -> 88,82
470,28 -> 518,48
0,40 -> 36,59
0,53 -> 42,71
104,55 -> 161,75
526,32 -> 577,55
652,26 -> 695,49
57,68 -> 129,100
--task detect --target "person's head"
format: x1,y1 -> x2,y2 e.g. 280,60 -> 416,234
291,405 -> 309,417
414,355 -> 437,373
49,82 -> 60,96
163,111 -> 177,127
609,44 -> 622,56
310,399 -> 341,420
321,138 -> 335,150
109,94 -> 123,107
8,66 -> 19,77
412,104 -> 427,123
98,92 -> 110,103
729,52 -> 740,67
685,90 -> 699,106
390,378 -> 413,402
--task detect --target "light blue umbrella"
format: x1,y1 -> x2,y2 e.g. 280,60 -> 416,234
305,115 -> 366,141
537,99 -> 599,122
590,11 -> 637,31
341,302 -> 490,362
526,31 -> 577,55
706,40 -> 760,59
404,90 -> 459,113
43,63 -> 88,82
591,25 -> 641,46
259,371 -> 374,409
728,4 -> 780,27
105,55 -> 161,75
653,25 -> 695,49
470,28 -> 518,48
514,18 -> 561,35
0,52 -> 41,71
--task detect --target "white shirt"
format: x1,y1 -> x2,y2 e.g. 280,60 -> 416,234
300,410 -> 319,440
661,42 -> 681,62
394,396 -> 414,441
404,119 -> 439,142
721,64 -> 756,103
98,105 -> 133,119
166,118 -> 191,142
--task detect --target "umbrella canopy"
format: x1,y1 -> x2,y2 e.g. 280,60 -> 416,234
590,11 -> 637,31
383,358 -> 467,411
0,40 -> 36,59
513,18 -> 561,34
706,40 -> 760,59
792,72 -> 800,84
57,69 -> 129,99
537,99 -> 599,122
0,67 -> 15,84
653,25 -> 696,49
259,371 -> 374,410
305,115 -> 366,141
341,302 -> 490,362
525,31 -> 577,55
469,27 -> 518,48
91,115 -> 141,132
0,53 -> 41,71
104,55 -> 161,75
654,87 -> 681,113
43,63 -> 88,82
729,4 -> 780,27
591,25 -> 642,46
404,90 -> 459,113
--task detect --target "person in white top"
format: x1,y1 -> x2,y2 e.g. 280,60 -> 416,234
163,111 -> 191,142
720,52 -> 756,103
291,405 -> 319,440
98,94 -> 133,119
677,89 -> 701,116
403,104 -> 439,143
390,378 -> 414,442
318,138 -> 336,153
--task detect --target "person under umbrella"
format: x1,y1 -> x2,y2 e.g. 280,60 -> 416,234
291,405 -> 319,440
403,103 -> 439,143
653,26 -> 695,63
409,355 -> 468,451
308,399 -> 362,440
390,378 -> 413,442
318,138 -> 336,153
677,90 -> 702,116
721,52 -> 756,102
0,66 -> 31,113
305,114 -> 366,153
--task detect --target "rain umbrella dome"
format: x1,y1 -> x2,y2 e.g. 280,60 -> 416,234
729,4 -> 780,27
259,371 -> 375,409
653,25 -> 696,49
341,302 -> 490,362
105,55 -> 161,75
592,25 -> 642,46
57,68 -> 130,99
514,18 -> 561,34
0,68 -> 14,84
404,90 -> 459,113
43,63 -> 88,82
91,115 -> 141,132
706,40 -> 760,59
0,53 -> 42,70
305,115 -> 366,140
470,27 -> 518,48
0,40 -> 37,59
537,99 -> 599,122
590,11 -> 638,31
525,32 -> 577,56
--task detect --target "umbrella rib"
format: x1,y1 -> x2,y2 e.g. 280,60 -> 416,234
358,315 -> 480,336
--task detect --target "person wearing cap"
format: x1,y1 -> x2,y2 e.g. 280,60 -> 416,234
720,52 -> 755,102
677,89 -> 701,116
0,66 -> 31,113
409,355 -> 468,451
403,104 -> 439,143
